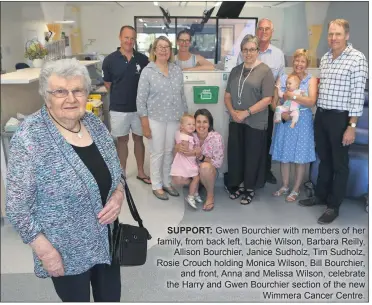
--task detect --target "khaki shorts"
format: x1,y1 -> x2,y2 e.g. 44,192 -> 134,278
109,111 -> 143,137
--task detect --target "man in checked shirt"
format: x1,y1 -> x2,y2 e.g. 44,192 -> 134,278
299,19 -> 368,224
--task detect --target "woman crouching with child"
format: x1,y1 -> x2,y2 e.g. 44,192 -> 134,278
172,109 -> 224,211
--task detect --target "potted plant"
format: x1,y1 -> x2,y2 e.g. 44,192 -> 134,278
24,39 -> 48,68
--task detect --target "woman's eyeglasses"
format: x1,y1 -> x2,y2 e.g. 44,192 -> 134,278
47,89 -> 87,98
242,48 -> 258,54
178,39 -> 190,44
156,46 -> 171,51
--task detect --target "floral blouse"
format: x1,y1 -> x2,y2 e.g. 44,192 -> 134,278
193,131 -> 224,169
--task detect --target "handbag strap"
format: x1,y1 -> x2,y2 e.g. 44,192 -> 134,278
121,174 -> 144,228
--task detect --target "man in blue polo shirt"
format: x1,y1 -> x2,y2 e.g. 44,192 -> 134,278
102,25 -> 150,184
237,18 -> 285,185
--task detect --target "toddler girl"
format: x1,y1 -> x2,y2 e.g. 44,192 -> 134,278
170,114 -> 202,209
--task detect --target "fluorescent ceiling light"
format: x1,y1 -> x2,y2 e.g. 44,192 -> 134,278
153,1 -> 158,6
54,20 -> 75,24
139,18 -> 144,22
144,23 -> 148,27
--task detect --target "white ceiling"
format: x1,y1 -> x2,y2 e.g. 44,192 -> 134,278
76,1 -> 301,9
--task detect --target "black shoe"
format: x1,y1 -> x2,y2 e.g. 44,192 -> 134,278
317,208 -> 339,224
299,197 -> 326,207
266,171 -> 277,184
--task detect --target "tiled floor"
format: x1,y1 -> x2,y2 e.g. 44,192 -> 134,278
1,139 -> 368,302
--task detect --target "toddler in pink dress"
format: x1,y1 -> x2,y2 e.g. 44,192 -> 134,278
171,115 -> 202,209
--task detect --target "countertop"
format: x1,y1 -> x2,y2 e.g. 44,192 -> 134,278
1,60 -> 100,85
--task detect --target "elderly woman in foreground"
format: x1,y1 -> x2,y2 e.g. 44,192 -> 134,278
6,59 -> 124,302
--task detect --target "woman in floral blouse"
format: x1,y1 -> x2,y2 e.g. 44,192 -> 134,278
173,109 -> 224,211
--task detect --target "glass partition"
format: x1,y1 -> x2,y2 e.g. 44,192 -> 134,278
176,17 -> 217,61
135,17 -> 257,63
135,17 -> 177,57
217,18 -> 257,62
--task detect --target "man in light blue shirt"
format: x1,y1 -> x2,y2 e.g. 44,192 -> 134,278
237,18 -> 285,185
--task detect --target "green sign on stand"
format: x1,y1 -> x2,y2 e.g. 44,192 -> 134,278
193,86 -> 219,104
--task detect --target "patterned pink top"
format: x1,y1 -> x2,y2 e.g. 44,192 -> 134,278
193,131 -> 224,169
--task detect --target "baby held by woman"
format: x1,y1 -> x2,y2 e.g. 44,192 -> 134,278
170,114 -> 202,209
274,74 -> 303,128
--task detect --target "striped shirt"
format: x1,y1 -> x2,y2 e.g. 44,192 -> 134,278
317,44 -> 368,117
236,44 -> 285,81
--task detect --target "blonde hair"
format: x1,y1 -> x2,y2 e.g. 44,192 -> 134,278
292,49 -> 311,67
149,36 -> 174,63
180,114 -> 195,125
328,19 -> 350,34
287,74 -> 301,86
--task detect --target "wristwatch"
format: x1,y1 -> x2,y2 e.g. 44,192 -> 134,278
199,155 -> 206,162
348,122 -> 357,128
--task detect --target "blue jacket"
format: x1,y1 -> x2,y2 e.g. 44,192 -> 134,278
6,105 -> 123,278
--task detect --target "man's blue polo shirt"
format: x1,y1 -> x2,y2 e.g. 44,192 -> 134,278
102,48 -> 149,112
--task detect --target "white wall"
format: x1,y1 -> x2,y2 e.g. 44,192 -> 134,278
1,2 -> 49,72
1,2 -> 24,72
317,1 -> 369,60
79,2 -> 284,54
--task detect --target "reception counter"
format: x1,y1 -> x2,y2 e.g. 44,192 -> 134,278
0,60 -> 100,124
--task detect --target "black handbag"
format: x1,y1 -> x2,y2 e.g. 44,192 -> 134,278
111,175 -> 152,266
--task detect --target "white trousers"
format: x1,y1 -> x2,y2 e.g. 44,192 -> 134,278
148,119 -> 179,190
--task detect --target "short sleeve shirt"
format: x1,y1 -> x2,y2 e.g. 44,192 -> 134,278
102,48 -> 149,112
226,62 -> 275,130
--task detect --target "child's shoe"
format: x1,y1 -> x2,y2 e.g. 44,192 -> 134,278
185,195 -> 197,209
194,193 -> 203,203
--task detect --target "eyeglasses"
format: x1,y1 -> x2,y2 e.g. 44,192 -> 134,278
242,48 -> 258,54
123,36 -> 136,42
157,46 -> 171,51
178,39 -> 190,44
257,27 -> 272,32
47,89 -> 87,98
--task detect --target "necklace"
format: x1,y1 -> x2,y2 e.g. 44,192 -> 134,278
48,111 -> 83,138
237,64 -> 255,105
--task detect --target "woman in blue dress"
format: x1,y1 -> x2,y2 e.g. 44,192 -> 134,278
270,49 -> 318,202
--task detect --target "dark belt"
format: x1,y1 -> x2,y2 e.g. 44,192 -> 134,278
318,107 -> 348,113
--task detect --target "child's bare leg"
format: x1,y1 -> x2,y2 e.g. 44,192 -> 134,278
290,110 -> 299,128
274,106 -> 284,123
189,175 -> 200,196
172,176 -> 191,186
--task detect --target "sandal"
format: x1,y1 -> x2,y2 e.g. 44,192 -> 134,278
273,186 -> 290,197
153,190 -> 169,200
163,186 -> 179,197
228,187 -> 245,200
241,190 -> 255,205
203,202 -> 214,211
137,176 -> 151,185
286,190 -> 300,202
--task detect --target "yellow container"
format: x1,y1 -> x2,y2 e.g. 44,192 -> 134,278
86,102 -> 93,112
88,94 -> 101,100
